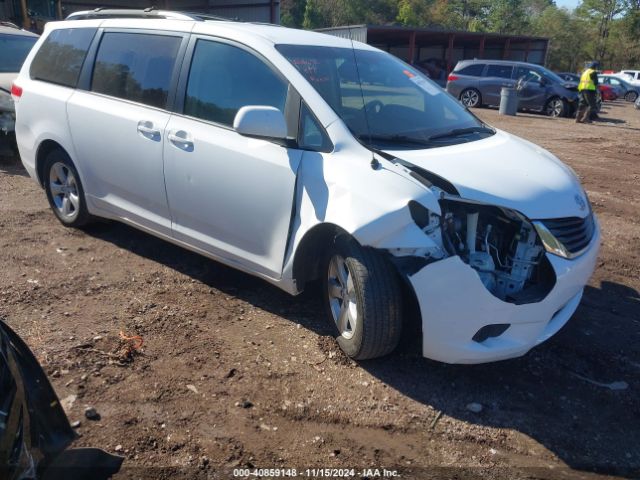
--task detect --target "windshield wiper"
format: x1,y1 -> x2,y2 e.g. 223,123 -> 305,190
428,126 -> 495,141
358,134 -> 436,148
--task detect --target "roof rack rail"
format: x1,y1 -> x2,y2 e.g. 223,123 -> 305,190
65,8 -> 234,22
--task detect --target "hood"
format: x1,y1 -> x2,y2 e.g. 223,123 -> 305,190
384,130 -> 589,220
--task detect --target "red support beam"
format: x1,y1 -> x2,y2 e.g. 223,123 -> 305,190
270,0 -> 276,23
447,34 -> 455,73
525,39 -> 531,62
408,31 -> 417,65
479,36 -> 485,59
503,38 -> 511,60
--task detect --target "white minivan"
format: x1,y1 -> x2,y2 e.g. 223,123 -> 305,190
13,11 -> 600,364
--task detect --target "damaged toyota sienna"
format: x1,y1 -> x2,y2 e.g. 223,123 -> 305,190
13,13 -> 600,364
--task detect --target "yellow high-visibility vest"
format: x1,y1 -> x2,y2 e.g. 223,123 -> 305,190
578,68 -> 596,91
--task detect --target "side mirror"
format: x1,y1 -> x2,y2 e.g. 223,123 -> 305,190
234,106 -> 287,141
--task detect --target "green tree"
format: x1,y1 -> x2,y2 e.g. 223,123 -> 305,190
281,0 -> 307,27
532,5 -> 590,71
397,0 -> 431,26
302,0 -> 325,28
486,0 -> 530,33
576,0 -> 627,61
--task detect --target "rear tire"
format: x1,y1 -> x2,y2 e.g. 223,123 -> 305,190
624,91 -> 638,102
460,88 -> 482,108
322,235 -> 403,360
43,149 -> 93,228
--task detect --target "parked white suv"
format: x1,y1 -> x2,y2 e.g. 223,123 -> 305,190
14,12 -> 600,364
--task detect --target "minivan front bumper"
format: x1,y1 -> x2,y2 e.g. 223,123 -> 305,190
407,219 -> 600,364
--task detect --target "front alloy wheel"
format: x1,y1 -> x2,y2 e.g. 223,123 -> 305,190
323,236 -> 403,360
327,255 -> 358,340
546,97 -> 565,117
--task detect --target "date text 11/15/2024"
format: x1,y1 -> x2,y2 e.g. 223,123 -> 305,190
233,468 -> 400,477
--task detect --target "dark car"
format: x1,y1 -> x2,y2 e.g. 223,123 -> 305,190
446,60 -> 579,117
1,318 -> 123,479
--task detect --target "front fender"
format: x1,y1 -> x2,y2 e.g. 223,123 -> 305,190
282,127 -> 442,293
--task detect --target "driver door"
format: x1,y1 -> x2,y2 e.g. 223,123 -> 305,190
514,66 -> 547,110
163,38 -> 302,279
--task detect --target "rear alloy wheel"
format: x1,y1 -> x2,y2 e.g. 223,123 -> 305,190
323,236 -> 402,360
624,91 -> 638,102
460,88 -> 481,108
44,150 -> 93,227
545,97 -> 566,117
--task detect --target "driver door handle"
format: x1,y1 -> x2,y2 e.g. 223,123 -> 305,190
168,130 -> 194,151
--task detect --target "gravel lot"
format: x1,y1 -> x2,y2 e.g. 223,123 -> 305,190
1,101 -> 638,480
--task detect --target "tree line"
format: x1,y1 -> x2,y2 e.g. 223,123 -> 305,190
280,0 -> 640,72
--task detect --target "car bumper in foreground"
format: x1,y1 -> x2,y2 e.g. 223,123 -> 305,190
407,221 -> 601,364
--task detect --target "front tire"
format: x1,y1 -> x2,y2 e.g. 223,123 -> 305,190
43,149 -> 93,227
624,91 -> 638,102
460,88 -> 482,108
545,97 -> 566,117
322,236 -> 403,360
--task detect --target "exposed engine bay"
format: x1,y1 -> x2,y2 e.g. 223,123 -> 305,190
408,195 -> 556,304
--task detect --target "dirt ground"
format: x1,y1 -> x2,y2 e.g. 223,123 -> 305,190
1,100 -> 639,480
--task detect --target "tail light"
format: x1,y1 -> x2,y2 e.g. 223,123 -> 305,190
11,83 -> 23,98
447,74 -> 459,82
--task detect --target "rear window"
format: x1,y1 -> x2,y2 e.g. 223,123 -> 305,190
0,34 -> 38,73
455,64 -> 485,77
486,64 -> 513,79
91,32 -> 182,109
30,28 -> 96,87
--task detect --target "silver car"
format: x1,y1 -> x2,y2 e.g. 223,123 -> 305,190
0,24 -> 38,149
447,59 -> 579,118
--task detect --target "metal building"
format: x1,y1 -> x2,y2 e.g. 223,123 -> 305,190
317,25 -> 550,72
1,0 -> 280,30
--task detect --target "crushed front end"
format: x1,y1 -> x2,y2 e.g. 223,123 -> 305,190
392,191 -> 600,364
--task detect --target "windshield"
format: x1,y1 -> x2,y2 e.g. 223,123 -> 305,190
276,44 -> 493,150
0,34 -> 37,73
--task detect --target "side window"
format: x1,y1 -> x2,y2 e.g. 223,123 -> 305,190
30,28 -> 96,87
486,64 -> 513,79
299,102 -> 332,153
91,32 -> 182,109
514,66 -> 542,83
456,64 -> 484,77
184,39 -> 288,127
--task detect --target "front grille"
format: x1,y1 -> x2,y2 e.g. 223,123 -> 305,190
541,214 -> 595,255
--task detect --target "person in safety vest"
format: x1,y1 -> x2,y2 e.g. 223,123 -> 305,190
575,61 -> 600,124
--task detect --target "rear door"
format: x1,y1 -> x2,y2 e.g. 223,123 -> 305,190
163,37 -> 303,278
67,30 -> 187,236
479,64 -> 515,106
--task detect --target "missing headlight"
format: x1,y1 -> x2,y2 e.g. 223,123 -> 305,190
438,199 -> 556,304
